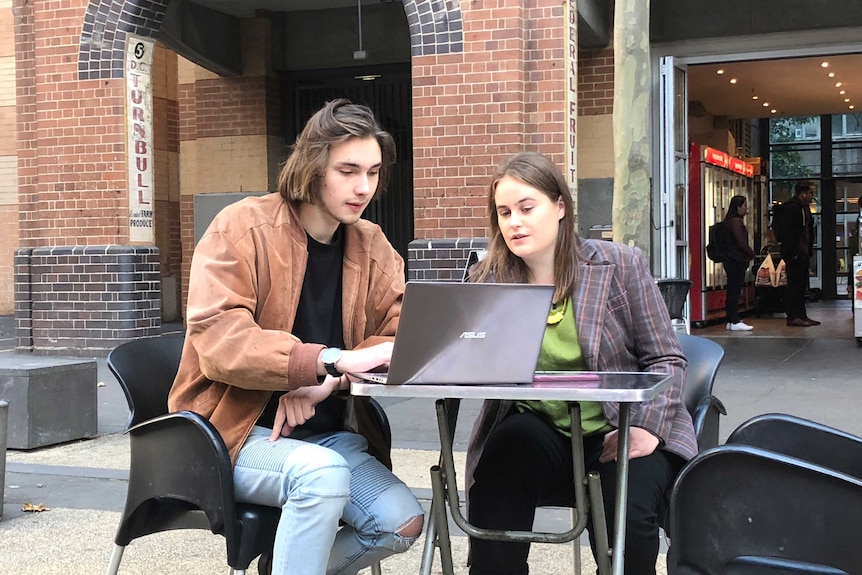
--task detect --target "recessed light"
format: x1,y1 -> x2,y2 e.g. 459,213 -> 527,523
821,62 -> 830,68
716,69 -> 725,75
729,78 -> 737,84
845,98 -> 851,103
763,102 -> 770,107
836,82 -> 843,88
828,72 -> 836,78
851,105 -> 856,110
840,90 -> 846,95
771,109 -> 777,114
752,95 -> 759,100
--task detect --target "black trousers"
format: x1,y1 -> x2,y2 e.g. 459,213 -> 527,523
468,411 -> 683,575
723,259 -> 748,324
784,254 -> 810,321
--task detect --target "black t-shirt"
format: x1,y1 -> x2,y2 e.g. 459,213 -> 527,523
257,226 -> 346,436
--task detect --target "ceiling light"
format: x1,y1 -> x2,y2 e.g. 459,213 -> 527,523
729,78 -> 737,84
821,62 -> 830,68
845,98 -> 851,103
836,82 -> 843,87
840,90 -> 846,95
763,102 -> 769,107
851,105 -> 856,110
752,95 -> 759,100
354,74 -> 381,81
828,72 -> 836,78
716,69 -> 725,75
771,109 -> 777,114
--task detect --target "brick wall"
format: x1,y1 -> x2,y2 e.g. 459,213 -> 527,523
411,0 -> 568,242
0,0 -> 16,313
11,0 -> 173,351
15,246 -> 160,356
578,48 -> 614,116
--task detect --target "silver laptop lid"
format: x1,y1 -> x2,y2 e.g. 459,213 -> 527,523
383,281 -> 554,385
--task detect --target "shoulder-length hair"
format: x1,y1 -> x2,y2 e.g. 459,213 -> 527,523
470,151 -> 580,303
277,99 -> 396,204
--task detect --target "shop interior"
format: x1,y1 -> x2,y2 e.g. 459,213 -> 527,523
685,53 -> 862,323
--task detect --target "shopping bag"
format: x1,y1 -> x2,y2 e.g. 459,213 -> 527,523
774,259 -> 788,288
755,254 -> 775,288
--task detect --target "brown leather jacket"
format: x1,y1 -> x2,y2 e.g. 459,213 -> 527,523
168,193 -> 404,466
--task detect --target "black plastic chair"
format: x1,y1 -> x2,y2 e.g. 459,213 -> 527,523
668,444 -> 862,575
677,334 -> 726,451
656,279 -> 692,333
105,334 -> 388,575
726,412 -> 862,480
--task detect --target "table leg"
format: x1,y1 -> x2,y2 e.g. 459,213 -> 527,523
419,494 -> 438,575
430,464 -> 455,575
611,403 -> 632,575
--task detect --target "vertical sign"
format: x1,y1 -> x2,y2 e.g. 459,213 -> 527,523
565,0 -> 578,217
126,36 -> 155,243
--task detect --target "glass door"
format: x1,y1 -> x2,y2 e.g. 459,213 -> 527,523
656,56 -> 688,280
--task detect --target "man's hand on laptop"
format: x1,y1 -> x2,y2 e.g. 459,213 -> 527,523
268,375 -> 343,441
318,342 -> 394,378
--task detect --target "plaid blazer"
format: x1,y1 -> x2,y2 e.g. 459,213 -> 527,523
465,239 -> 698,495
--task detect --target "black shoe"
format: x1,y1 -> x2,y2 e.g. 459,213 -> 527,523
803,317 -> 821,325
786,318 -> 811,327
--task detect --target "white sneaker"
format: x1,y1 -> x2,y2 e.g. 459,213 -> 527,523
726,321 -> 754,331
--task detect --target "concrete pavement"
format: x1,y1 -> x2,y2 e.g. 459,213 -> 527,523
2,300 -> 862,574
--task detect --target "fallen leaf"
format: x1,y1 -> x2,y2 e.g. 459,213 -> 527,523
21,502 -> 49,512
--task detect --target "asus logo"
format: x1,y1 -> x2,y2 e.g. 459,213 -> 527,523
459,331 -> 486,339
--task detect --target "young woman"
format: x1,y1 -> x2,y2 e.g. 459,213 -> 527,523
723,195 -> 756,331
465,152 -> 696,575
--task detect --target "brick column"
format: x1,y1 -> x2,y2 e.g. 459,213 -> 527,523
408,0 -> 567,277
12,0 -> 168,353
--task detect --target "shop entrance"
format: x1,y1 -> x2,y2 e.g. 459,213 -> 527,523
655,41 -> 862,320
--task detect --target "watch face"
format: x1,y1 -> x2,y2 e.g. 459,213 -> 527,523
321,347 -> 341,365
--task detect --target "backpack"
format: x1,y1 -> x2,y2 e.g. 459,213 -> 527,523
706,221 -> 730,263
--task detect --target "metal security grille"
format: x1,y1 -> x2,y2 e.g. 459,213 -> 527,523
289,74 -> 414,261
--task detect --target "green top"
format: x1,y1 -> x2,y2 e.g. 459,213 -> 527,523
516,297 -> 612,437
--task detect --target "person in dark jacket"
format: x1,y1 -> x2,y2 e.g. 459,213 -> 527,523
723,195 -> 756,331
779,181 -> 820,327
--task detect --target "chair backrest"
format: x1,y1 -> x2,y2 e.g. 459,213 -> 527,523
656,279 -> 692,321
670,444 -> 862,575
727,413 -> 862,480
676,333 -> 724,414
107,333 -> 186,428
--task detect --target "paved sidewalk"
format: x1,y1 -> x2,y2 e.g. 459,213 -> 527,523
3,301 -> 862,574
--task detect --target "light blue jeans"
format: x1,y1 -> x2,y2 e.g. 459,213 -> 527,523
234,426 -> 424,575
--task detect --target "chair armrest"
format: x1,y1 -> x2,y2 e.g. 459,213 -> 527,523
123,411 -> 237,536
691,395 -> 727,452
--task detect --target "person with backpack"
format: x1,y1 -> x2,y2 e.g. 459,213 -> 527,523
723,195 -> 756,331
778,181 -> 820,327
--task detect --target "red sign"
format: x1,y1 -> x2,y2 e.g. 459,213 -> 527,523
702,146 -> 754,178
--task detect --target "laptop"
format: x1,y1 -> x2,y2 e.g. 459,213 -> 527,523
352,281 -> 554,385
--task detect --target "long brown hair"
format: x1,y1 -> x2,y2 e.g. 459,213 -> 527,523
277,99 -> 396,205
471,152 -> 581,303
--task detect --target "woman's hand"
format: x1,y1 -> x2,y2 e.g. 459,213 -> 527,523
599,427 -> 660,463
268,375 -> 343,441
